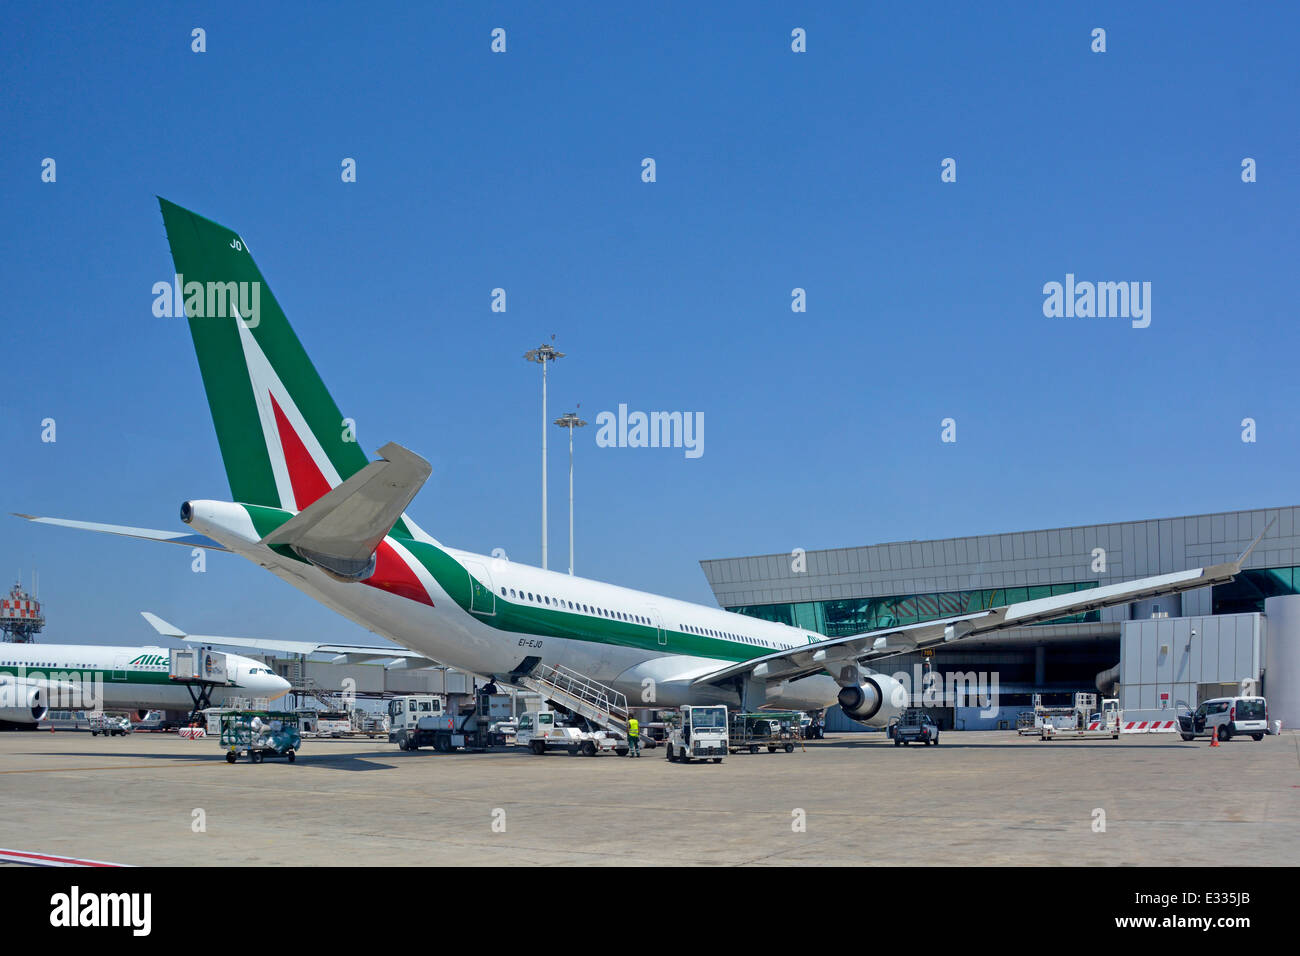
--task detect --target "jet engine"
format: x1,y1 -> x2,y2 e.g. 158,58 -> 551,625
0,678 -> 49,724
837,673 -> 906,727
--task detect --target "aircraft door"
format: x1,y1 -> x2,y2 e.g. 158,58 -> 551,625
648,607 -> 666,646
462,559 -> 496,616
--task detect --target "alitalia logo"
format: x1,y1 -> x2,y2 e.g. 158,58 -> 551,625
128,654 -> 169,667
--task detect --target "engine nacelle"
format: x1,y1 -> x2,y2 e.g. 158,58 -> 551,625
0,678 -> 49,724
837,674 -> 905,727
136,709 -> 150,722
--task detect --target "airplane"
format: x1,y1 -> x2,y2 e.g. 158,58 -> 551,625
13,199 -> 1272,730
0,641 -> 290,729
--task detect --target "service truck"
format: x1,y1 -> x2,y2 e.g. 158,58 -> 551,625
515,708 -> 625,756
665,705 -> 729,763
1040,695 -> 1121,740
388,691 -> 511,753
88,712 -> 132,736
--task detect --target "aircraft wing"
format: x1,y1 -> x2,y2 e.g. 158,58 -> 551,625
140,612 -> 439,668
693,522 -> 1272,689
12,514 -> 229,551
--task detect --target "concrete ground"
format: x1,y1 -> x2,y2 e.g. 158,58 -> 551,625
1,729 -> 1296,866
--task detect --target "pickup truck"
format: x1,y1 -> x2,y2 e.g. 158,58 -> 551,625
889,709 -> 940,746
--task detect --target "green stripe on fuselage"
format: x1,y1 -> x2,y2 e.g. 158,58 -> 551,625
237,503 -> 768,663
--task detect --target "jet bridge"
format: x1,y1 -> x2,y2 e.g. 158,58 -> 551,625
169,647 -> 234,717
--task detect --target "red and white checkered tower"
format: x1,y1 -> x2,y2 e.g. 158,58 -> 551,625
0,581 -> 45,643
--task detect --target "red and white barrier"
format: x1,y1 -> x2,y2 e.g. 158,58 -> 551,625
0,848 -> 128,867
178,726 -> 206,739
1120,720 -> 1177,734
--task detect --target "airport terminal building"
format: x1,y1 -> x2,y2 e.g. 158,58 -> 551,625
701,507 -> 1300,731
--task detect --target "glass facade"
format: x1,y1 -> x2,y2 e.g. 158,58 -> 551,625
1212,566 -> 1300,615
730,581 -> 1101,639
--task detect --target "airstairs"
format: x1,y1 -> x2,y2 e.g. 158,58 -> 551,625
514,663 -> 630,737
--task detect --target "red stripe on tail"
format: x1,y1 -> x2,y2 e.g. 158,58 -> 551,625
269,392 -> 332,510
364,541 -> 434,607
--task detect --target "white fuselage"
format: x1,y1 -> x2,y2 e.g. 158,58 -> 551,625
0,642 -> 290,712
193,501 -> 848,715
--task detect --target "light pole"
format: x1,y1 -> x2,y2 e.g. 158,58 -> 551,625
524,343 -> 565,569
553,412 -> 587,575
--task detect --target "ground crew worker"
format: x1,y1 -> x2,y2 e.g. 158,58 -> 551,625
628,716 -> 641,757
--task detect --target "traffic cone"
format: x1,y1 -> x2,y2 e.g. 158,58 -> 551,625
1210,726 -> 1219,747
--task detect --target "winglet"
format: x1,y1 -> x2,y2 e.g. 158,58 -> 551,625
1234,517 -> 1276,570
141,612 -> 186,639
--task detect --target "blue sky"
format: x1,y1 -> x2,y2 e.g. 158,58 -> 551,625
1,3 -> 1297,649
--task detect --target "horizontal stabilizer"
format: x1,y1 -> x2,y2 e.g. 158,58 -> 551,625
12,514 -> 229,551
261,442 -> 431,578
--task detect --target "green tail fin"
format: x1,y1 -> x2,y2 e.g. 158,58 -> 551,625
158,198 -> 369,513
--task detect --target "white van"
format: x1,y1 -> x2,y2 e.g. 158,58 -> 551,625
1177,696 -> 1268,742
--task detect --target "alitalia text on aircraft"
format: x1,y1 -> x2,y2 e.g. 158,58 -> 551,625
16,200 -> 1271,728
0,642 -> 288,727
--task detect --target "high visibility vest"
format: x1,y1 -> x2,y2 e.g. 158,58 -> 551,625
628,718 -> 639,737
